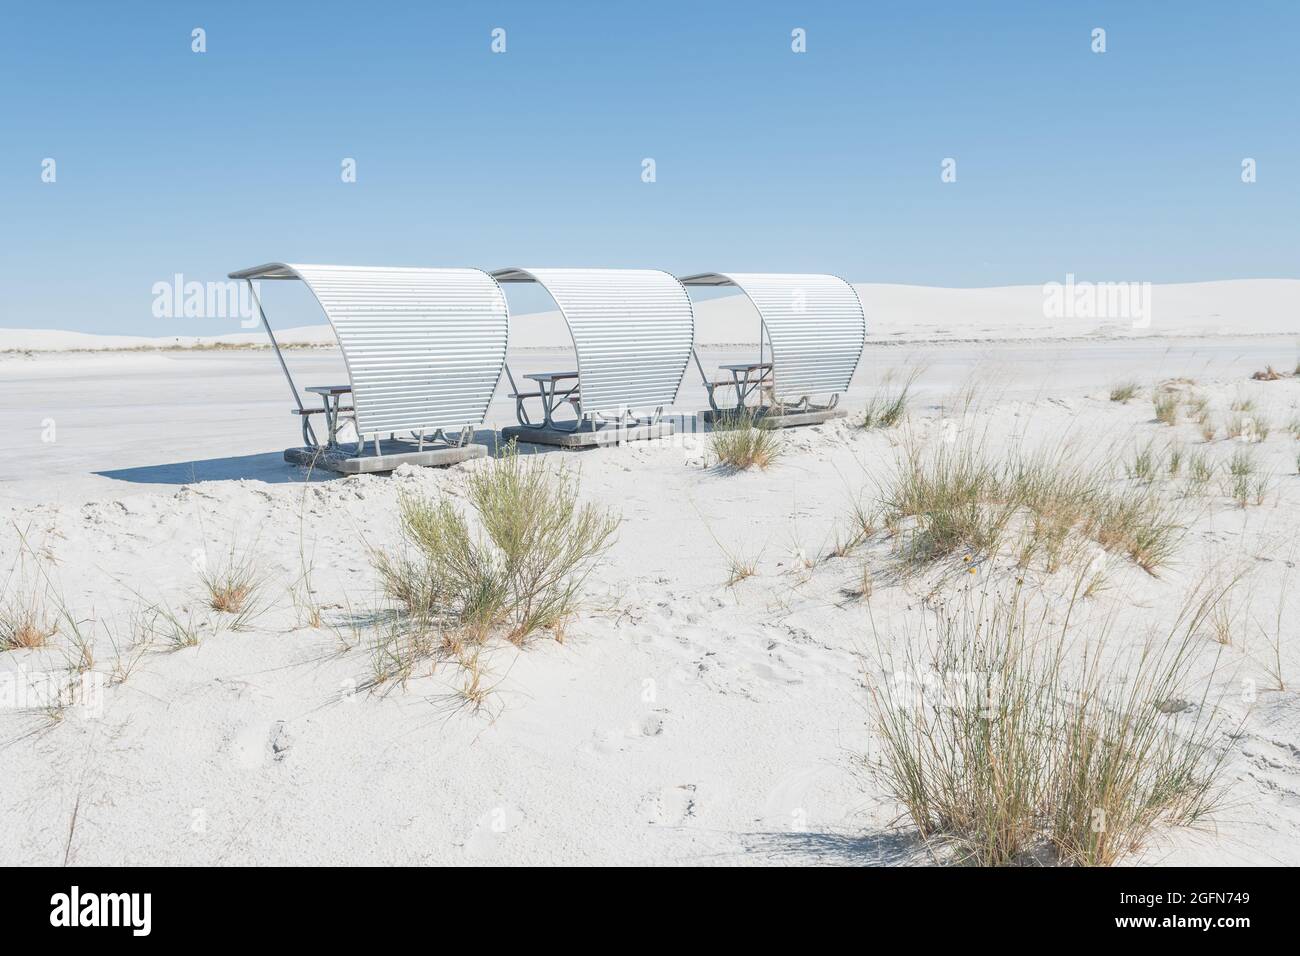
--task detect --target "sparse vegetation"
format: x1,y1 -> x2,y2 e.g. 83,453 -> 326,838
149,602 -> 203,650
1126,441 -> 1159,482
1225,449 -> 1268,507
867,584 -> 1232,866
1226,411 -> 1269,443
370,445 -> 619,688
861,367 -> 923,429
198,543 -> 265,629
1153,393 -> 1179,426
879,436 -> 1183,576
1184,450 -> 1214,493
0,592 -> 54,650
1109,381 -> 1139,403
1197,411 -> 1217,442
709,411 -> 784,471
724,550 -> 760,586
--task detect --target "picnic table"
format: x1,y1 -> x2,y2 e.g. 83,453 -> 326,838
713,360 -> 774,411
511,370 -> 580,429
295,384 -> 354,448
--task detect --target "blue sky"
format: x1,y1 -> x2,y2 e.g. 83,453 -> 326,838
2,1 -> 1297,335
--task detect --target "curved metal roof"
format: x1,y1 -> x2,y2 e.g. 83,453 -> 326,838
678,272 -> 866,399
229,263 -> 508,437
492,267 -> 695,415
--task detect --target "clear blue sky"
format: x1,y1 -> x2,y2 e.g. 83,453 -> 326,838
2,1 -> 1297,335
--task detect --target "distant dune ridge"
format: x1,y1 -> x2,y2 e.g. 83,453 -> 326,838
3,279 -> 1298,352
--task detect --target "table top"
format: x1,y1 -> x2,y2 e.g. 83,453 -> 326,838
719,361 -> 773,372
524,370 -> 579,383
306,385 -> 353,395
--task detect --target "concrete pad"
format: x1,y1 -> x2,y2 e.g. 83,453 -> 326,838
501,421 -> 676,448
701,407 -> 847,429
284,441 -> 488,474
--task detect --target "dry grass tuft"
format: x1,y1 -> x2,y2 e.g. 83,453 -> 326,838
709,411 -> 784,471
198,543 -> 266,630
1153,393 -> 1179,426
0,597 -> 55,651
1109,381 -> 1139,403
879,436 -> 1183,576
861,367 -> 923,429
867,583 -> 1233,866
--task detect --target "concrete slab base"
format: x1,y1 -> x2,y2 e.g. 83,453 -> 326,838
701,407 -> 847,429
501,421 -> 676,448
284,442 -> 488,474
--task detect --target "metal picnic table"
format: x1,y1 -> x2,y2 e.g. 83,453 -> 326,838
299,384 -> 354,448
512,370 -> 581,429
713,360 -> 774,411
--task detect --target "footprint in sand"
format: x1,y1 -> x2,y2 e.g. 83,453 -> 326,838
639,784 -> 698,825
229,720 -> 289,769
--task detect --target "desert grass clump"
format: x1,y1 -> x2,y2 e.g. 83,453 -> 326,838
1126,441 -> 1160,482
1166,445 -> 1184,477
880,437 -> 1183,576
1184,393 -> 1210,419
198,543 -> 266,630
1109,381 -> 1139,403
724,551 -> 760,587
0,592 -> 55,651
709,411 -> 784,471
867,584 -> 1231,866
148,602 -> 203,650
1153,392 -> 1179,426
374,444 -> 619,650
1223,448 -> 1268,507
1184,450 -> 1214,493
861,367 -> 923,429
1197,411 -> 1216,442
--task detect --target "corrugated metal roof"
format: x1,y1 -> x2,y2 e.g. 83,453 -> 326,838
493,267 -> 695,416
679,272 -> 866,399
231,263 -> 508,437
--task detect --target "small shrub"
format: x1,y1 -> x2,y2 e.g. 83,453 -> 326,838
374,444 -> 620,649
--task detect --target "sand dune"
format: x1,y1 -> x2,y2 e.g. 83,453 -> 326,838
5,279 -> 1298,353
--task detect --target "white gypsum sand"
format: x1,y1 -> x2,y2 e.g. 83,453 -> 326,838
1,345 -> 1299,865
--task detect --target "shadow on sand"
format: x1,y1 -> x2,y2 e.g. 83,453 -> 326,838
734,828 -> 927,866
96,451 -> 338,486
93,430 -> 579,488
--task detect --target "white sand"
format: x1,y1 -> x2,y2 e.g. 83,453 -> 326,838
2,350 -> 1299,864
2,280 -> 1299,865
